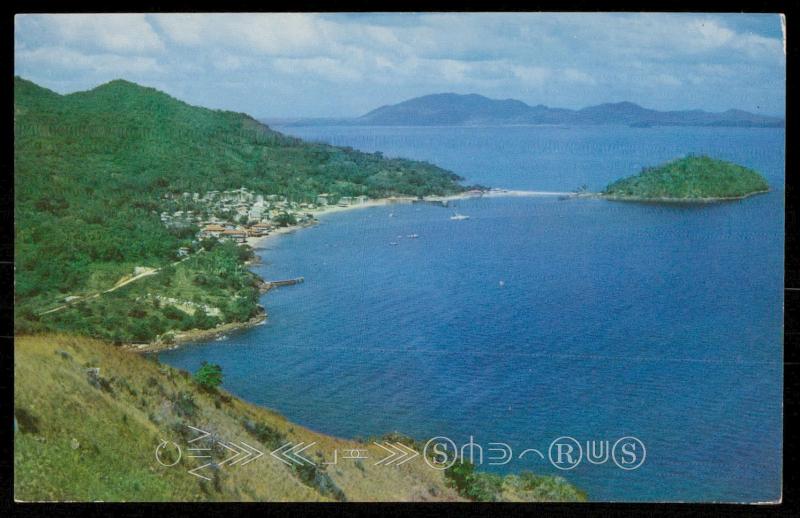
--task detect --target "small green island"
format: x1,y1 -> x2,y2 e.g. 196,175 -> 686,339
602,155 -> 769,202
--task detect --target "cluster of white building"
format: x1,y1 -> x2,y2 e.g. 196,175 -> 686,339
158,187 -> 372,247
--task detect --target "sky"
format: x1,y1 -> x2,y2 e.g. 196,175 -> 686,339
14,13 -> 786,118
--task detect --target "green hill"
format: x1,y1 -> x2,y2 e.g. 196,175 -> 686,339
14,77 -> 465,340
602,155 -> 769,201
14,335 -> 586,502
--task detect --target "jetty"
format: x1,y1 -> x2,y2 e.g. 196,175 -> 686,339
262,277 -> 305,292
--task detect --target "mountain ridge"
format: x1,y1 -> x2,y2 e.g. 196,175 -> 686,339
273,93 -> 784,127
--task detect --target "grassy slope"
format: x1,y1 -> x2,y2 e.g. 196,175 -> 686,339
14,335 -> 458,502
14,335 -> 585,502
603,155 -> 769,200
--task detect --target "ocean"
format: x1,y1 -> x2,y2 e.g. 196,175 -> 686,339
158,124 -> 784,502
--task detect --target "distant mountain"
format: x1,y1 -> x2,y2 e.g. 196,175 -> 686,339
309,93 -> 784,128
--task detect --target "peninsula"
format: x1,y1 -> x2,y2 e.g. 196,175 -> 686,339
14,77 -> 467,344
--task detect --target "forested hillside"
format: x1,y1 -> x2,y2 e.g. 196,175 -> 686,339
14,77 -> 464,339
603,155 -> 769,200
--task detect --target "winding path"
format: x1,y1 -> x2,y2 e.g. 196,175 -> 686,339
37,251 -> 202,316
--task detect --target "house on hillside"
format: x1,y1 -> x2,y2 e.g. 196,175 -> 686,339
199,224 -> 226,239
220,228 -> 247,243
249,205 -> 265,221
247,222 -> 273,237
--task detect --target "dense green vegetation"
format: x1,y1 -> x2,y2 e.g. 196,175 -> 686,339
15,77 -> 465,339
444,459 -> 587,502
194,362 -> 224,390
17,239 -> 261,342
603,155 -> 769,200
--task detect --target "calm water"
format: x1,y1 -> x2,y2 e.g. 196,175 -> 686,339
159,125 -> 783,502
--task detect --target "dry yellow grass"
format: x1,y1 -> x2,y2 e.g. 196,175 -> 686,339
14,334 -> 464,502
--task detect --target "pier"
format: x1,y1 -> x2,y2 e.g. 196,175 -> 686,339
262,277 -> 305,292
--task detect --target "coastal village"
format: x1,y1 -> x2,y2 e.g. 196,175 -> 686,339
157,186 -> 559,257
158,187 -> 371,252
47,186 -> 500,315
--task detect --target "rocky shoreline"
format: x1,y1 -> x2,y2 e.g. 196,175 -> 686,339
123,308 -> 268,353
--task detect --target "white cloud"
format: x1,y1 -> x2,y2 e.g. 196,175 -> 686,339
508,64 -> 550,85
16,46 -> 164,75
19,14 -> 163,54
652,73 -> 682,87
272,56 -> 363,82
562,68 -> 596,85
211,51 -> 250,72
153,13 -> 330,57
13,13 -> 785,116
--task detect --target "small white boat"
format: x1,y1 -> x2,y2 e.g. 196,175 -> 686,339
389,241 -> 399,246
450,212 -> 470,220
406,234 -> 419,238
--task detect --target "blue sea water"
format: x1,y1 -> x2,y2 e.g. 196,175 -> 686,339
159,125 -> 784,502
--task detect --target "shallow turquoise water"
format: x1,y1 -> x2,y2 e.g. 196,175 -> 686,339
159,125 -> 783,502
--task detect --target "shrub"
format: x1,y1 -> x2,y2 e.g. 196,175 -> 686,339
193,361 -> 223,390
171,391 -> 197,418
517,472 -> 588,501
162,305 -> 185,321
273,212 -> 297,227
15,407 -> 41,434
242,419 -> 286,449
444,460 -> 503,502
292,463 -> 346,502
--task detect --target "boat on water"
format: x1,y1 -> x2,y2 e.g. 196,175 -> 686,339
450,212 -> 470,220
406,234 -> 419,238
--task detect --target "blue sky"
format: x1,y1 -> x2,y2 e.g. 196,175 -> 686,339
14,13 -> 786,118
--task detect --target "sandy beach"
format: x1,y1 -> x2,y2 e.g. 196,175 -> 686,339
246,196 -> 419,248
245,189 -> 573,248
